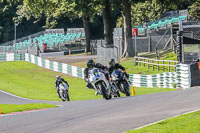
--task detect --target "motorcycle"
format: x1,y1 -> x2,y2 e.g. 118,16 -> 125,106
111,69 -> 130,96
89,68 -> 112,100
59,83 -> 70,101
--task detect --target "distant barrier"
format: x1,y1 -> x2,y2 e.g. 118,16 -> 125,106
0,53 -> 25,62
25,53 -> 84,79
0,53 -> 191,90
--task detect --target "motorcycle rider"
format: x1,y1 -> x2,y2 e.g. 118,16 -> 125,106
55,75 -> 69,98
84,59 -> 110,96
108,59 -> 129,79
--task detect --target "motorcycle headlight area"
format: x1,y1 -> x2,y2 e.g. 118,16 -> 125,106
112,74 -> 118,80
92,74 -> 100,80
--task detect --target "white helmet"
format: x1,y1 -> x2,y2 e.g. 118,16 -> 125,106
56,75 -> 61,80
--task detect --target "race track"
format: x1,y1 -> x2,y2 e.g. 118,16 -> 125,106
1,88 -> 200,133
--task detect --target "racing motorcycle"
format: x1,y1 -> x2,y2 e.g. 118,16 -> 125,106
59,83 -> 70,101
89,68 -> 112,100
111,69 -> 130,96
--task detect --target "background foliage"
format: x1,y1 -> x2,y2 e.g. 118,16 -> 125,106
0,0 -> 199,44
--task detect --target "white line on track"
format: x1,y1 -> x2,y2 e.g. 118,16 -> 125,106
0,90 -> 60,103
0,90 -> 31,100
124,108 -> 200,132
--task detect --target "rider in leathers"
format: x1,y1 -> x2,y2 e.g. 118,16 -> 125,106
55,75 -> 69,98
108,59 -> 129,79
84,59 -> 110,95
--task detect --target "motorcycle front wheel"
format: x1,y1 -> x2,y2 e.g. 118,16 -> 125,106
66,91 -> 70,101
121,81 -> 130,96
98,82 -> 110,100
61,91 -> 66,102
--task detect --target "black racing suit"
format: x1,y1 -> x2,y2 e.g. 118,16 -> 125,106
55,78 -> 69,97
108,63 -> 129,79
84,63 -> 109,89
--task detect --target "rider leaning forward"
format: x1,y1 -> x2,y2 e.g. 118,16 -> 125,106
55,75 -> 69,98
84,59 -> 110,95
108,59 -> 129,79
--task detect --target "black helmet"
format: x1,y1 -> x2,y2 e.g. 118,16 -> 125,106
109,59 -> 115,67
87,59 -> 95,69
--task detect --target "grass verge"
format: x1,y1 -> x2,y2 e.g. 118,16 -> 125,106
0,103 -> 58,114
126,111 -> 200,133
0,61 -> 175,101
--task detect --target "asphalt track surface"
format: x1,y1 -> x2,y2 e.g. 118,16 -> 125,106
1,87 -> 200,133
45,55 -> 97,64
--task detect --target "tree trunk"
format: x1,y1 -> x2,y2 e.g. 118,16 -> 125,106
122,0 -> 134,57
102,0 -> 113,46
121,17 -> 126,57
82,15 -> 91,52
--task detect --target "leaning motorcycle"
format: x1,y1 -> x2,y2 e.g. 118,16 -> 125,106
111,69 -> 130,96
89,68 -> 112,100
59,83 -> 70,101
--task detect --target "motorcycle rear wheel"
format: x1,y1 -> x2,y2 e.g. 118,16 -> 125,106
116,91 -> 120,97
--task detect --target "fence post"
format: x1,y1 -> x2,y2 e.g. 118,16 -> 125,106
134,57 -> 137,66
148,59 -> 149,69
157,60 -> 159,71
168,61 -> 170,72
163,60 -> 164,72
153,60 -> 154,71
139,58 -> 141,66
174,60 -> 176,71
143,58 -> 145,67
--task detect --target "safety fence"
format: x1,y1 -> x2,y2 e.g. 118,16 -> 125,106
0,53 -> 191,90
134,56 -> 178,72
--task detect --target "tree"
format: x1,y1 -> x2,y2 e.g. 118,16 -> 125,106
10,0 -> 93,52
189,0 -> 200,20
14,0 -> 115,51
0,1 -> 18,43
131,0 -> 165,26
122,0 -> 133,57
102,0 -> 113,46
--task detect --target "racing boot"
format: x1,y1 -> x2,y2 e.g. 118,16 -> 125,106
95,90 -> 101,96
57,90 -> 61,98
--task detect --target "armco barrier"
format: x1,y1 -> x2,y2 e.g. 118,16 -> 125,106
25,53 -> 84,79
129,72 -> 177,89
176,64 -> 191,90
0,53 -> 25,62
129,64 -> 191,89
0,53 -> 191,90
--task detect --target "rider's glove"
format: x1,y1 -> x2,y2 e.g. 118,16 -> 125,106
84,78 -> 89,82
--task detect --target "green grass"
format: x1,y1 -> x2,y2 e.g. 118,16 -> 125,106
120,57 -> 160,74
126,111 -> 200,133
184,45 -> 199,53
70,50 -> 177,75
134,87 -> 175,95
0,103 -> 58,114
138,49 -> 177,60
0,62 -> 175,101
0,61 -> 102,101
